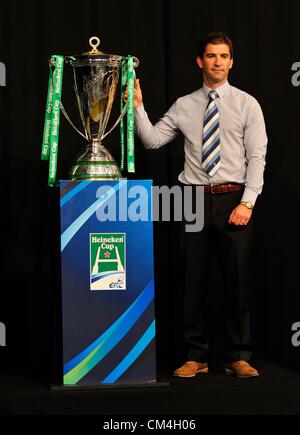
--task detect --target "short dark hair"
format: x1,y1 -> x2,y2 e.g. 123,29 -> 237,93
198,32 -> 233,59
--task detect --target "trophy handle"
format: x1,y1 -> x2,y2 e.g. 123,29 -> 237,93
49,57 -> 88,141
60,102 -> 88,140
101,102 -> 128,141
101,67 -> 136,141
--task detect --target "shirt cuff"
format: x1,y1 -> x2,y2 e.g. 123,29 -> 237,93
241,187 -> 259,206
134,104 -> 146,119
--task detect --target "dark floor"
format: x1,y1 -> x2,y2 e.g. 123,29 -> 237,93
1,361 -> 300,416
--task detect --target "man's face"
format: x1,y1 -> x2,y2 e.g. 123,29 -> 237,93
197,43 -> 233,87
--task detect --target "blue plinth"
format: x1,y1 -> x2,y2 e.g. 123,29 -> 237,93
59,180 -> 156,387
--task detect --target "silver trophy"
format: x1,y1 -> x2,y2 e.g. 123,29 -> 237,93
62,37 -> 139,180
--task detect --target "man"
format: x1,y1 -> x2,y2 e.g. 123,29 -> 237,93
132,32 -> 267,378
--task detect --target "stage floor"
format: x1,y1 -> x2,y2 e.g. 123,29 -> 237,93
1,361 -> 300,415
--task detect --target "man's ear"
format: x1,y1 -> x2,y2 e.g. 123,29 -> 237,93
196,56 -> 203,69
229,58 -> 234,70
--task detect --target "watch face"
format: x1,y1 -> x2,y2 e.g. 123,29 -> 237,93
241,201 -> 252,209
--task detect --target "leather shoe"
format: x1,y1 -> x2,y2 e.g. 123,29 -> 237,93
173,361 -> 209,378
225,360 -> 259,378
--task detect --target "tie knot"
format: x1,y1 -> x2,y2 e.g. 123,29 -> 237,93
209,90 -> 218,100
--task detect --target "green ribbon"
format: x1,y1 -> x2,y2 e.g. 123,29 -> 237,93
120,56 -> 135,174
127,56 -> 135,173
41,55 -> 64,186
120,61 -> 127,172
41,68 -> 54,161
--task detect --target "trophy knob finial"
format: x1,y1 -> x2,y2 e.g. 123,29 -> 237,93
89,36 -> 101,54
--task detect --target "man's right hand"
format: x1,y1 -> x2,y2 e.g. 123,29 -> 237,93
123,78 -> 143,109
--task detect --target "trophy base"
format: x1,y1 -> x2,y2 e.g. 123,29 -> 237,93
69,142 -> 122,181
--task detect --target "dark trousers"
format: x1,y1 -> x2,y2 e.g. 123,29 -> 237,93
184,189 -> 253,363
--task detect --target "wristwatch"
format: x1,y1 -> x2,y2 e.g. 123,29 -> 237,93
240,201 -> 254,210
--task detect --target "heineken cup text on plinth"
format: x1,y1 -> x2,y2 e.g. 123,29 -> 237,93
42,37 -> 139,184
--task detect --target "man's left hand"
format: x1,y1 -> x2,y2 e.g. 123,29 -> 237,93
229,204 -> 252,226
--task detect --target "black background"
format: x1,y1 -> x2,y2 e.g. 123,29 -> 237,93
0,0 -> 299,380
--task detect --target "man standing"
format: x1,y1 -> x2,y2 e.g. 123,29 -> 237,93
132,32 -> 267,378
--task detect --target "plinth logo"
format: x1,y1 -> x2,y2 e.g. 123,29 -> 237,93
90,233 -> 126,291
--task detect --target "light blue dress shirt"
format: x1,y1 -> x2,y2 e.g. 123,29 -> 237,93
135,81 -> 267,205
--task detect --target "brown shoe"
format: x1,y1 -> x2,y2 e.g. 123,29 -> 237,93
173,361 -> 209,378
225,360 -> 259,378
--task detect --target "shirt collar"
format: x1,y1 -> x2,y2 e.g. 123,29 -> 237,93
202,81 -> 230,99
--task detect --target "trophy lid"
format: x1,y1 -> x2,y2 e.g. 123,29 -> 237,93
66,37 -> 137,67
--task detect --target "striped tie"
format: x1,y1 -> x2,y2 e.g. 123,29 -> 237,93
202,90 -> 221,176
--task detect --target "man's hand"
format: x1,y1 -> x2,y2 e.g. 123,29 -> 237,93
123,78 -> 143,109
229,204 -> 252,226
